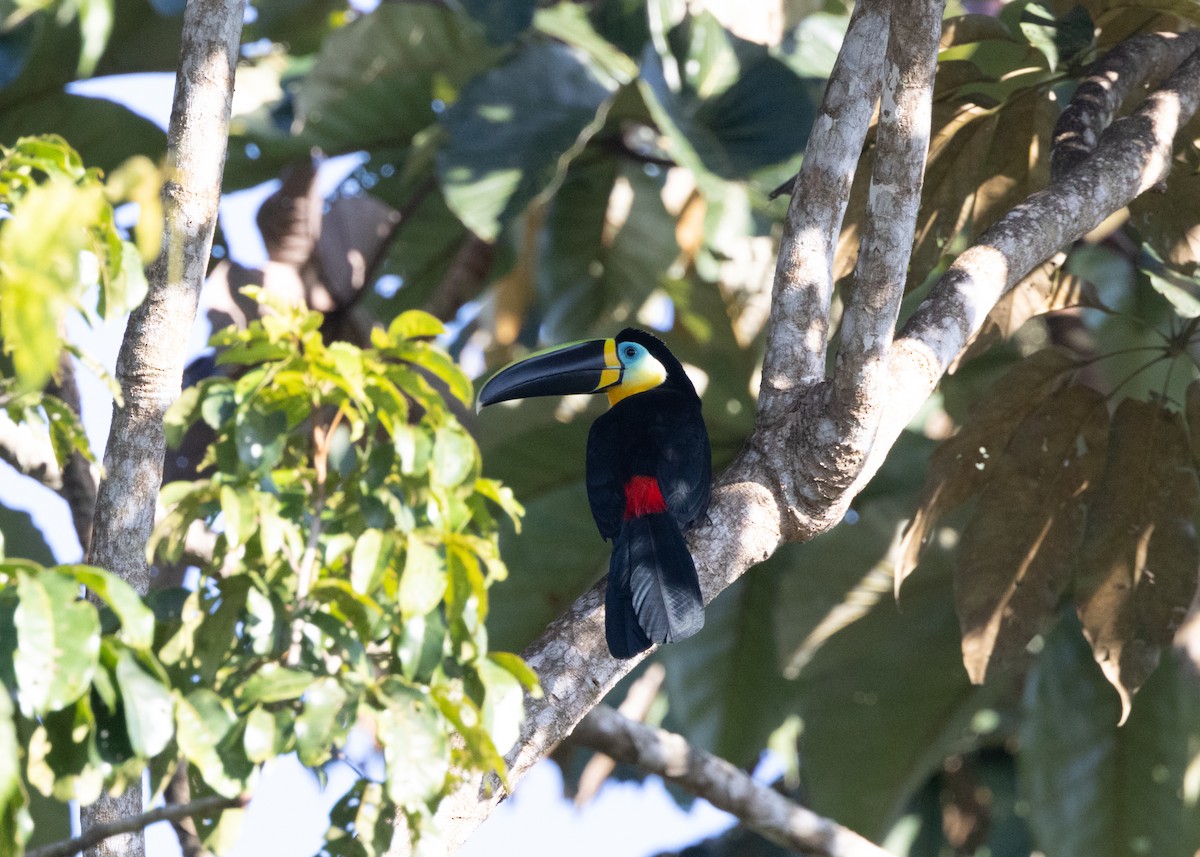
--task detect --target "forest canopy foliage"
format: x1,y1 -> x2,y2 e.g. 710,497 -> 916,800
3,1 -> 1200,856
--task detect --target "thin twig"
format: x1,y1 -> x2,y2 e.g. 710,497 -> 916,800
27,795 -> 246,857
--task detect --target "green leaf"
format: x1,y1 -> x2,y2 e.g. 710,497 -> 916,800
219,484 -> 256,550
397,609 -> 448,684
0,504 -> 55,565
638,12 -> 816,181
65,565 -> 155,651
432,426 -> 477,488
470,657 -> 524,754
293,4 -> 499,152
387,309 -> 444,341
438,40 -> 617,241
660,568 -> 790,767
243,706 -> 283,765
176,689 -> 243,798
393,343 -> 474,408
400,535 -> 447,621
486,651 -> 540,695
13,568 -> 100,715
295,677 -> 351,767
375,687 -> 450,807
234,406 -> 287,472
460,0 -> 535,43
0,93 -> 165,174
241,664 -> 316,705
0,175 -> 106,390
0,678 -> 24,856
1021,619 -> 1200,857
115,649 -> 173,757
351,529 -> 391,596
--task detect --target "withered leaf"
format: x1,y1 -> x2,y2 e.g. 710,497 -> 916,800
894,347 -> 1079,595
956,384 -> 1108,683
1076,398 -> 1200,724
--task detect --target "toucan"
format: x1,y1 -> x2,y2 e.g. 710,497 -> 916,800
477,328 -> 711,659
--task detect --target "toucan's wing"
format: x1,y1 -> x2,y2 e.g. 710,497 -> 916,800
653,396 -> 711,532
586,412 -> 624,541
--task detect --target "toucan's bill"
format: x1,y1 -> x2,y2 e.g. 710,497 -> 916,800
477,339 -> 620,410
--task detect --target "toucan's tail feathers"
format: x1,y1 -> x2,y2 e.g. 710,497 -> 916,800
604,512 -> 703,659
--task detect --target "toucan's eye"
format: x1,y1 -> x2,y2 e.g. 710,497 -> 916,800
623,345 -> 637,360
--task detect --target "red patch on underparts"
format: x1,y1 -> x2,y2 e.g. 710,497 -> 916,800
624,475 -> 667,519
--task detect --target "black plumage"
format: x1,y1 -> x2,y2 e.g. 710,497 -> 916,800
478,327 -> 711,658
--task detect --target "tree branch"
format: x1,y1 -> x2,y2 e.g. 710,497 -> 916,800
757,0 -> 889,423
27,795 -> 245,857
815,0 -> 945,502
81,0 -> 244,852
1052,31 -> 1200,180
46,354 -> 98,551
571,704 -> 895,857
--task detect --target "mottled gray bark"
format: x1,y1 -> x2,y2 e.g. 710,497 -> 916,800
79,0 -> 244,853
757,0 -> 890,423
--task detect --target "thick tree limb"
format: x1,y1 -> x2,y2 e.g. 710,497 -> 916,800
27,795 -> 245,857
421,25 -> 1200,857
816,0 -> 945,502
81,0 -> 244,853
572,704 -> 895,857
757,0 -> 889,423
1052,31 -> 1200,179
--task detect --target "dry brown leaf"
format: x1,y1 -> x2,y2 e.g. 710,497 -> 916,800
955,384 -> 1108,683
1076,398 -> 1200,724
894,348 -> 1079,595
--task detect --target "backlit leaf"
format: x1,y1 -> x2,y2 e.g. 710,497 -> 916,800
1075,398 -> 1200,722
115,649 -> 174,757
375,687 -> 450,807
66,565 -> 154,651
13,569 -> 99,715
176,689 -> 242,798
895,348 -> 1078,593
955,385 -> 1108,683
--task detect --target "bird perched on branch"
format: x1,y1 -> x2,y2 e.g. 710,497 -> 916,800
477,328 -> 711,659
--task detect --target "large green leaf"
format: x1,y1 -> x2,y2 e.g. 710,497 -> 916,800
375,686 -> 450,808
115,648 -> 174,757
0,93 -> 165,171
438,39 -> 618,241
13,568 -> 100,715
0,504 -> 55,565
659,563 -> 792,768
636,11 -> 816,183
1021,619 -> 1200,857
295,4 -> 499,152
176,689 -> 245,798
